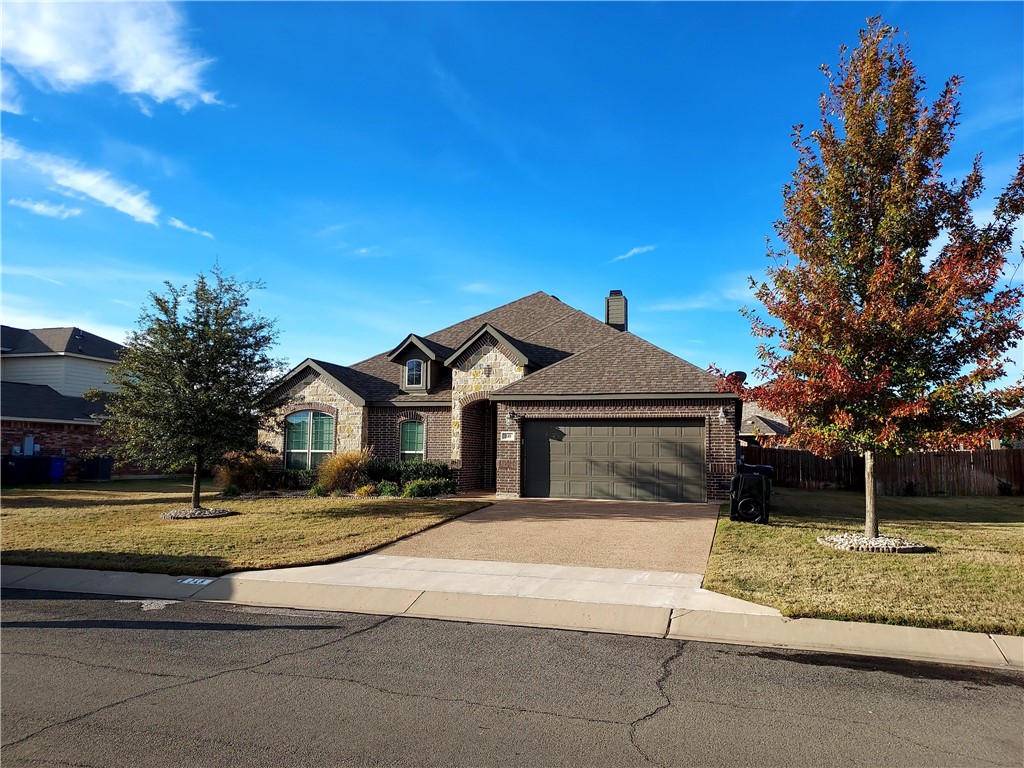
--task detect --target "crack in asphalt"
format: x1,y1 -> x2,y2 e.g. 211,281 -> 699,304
628,641 -> 688,766
1,615 -> 395,751
248,667 -> 629,728
1,650 -> 192,681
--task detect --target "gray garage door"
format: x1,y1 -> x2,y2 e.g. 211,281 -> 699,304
522,419 -> 706,502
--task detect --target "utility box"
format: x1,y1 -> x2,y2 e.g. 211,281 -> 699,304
730,473 -> 771,524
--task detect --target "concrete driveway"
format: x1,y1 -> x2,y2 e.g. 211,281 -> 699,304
378,499 -> 721,574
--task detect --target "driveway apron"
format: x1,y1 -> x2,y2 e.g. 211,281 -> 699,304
378,499 -> 721,574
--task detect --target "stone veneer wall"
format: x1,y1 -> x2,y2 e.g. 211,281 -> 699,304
450,335 -> 525,464
494,399 -> 739,502
259,371 -> 365,462
366,406 -> 451,462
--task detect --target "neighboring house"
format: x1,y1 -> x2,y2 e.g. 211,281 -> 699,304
262,291 -> 740,502
1,325 -> 122,476
992,407 -> 1024,450
738,401 -> 791,447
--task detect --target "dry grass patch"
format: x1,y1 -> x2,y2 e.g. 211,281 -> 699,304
703,488 -> 1024,636
1,479 -> 488,576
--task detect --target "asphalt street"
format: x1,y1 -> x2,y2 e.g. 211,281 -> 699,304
2,589 -> 1022,768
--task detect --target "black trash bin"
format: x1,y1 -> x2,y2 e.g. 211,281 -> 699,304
730,473 -> 771,524
2,456 -> 29,486
80,456 -> 114,481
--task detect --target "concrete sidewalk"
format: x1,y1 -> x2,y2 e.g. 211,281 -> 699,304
2,560 -> 1021,672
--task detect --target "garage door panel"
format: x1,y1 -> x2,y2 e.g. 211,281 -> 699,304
523,419 -> 706,502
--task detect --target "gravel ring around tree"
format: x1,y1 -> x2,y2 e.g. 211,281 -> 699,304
160,507 -> 237,520
817,533 -> 931,553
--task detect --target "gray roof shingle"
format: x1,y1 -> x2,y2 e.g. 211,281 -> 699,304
289,291 -> 723,403
0,325 -> 122,361
1,381 -> 104,422
490,332 -> 728,398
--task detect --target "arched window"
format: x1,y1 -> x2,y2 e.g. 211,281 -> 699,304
405,359 -> 423,388
285,411 -> 334,469
400,420 -> 424,462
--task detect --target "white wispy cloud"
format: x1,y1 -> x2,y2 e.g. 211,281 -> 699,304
651,273 -> 756,311
1,67 -> 23,114
168,217 -> 213,239
611,244 -> 656,263
1,265 -> 66,286
8,197 -> 82,220
2,137 -> 159,224
463,282 -> 498,294
0,2 -> 219,113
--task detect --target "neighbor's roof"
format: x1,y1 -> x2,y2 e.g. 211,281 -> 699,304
739,401 -> 790,437
1,381 -> 104,423
0,325 -> 122,361
288,291 -> 724,404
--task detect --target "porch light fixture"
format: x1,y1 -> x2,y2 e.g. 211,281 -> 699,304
717,406 -> 727,426
506,409 -> 520,423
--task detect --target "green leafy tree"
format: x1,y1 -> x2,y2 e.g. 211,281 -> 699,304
732,17 -> 1024,537
89,269 -> 286,509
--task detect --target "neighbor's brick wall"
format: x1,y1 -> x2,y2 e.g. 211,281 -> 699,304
1,420 -> 151,480
259,371 -> 365,462
494,399 -> 739,502
450,335 -> 525,462
366,406 -> 451,462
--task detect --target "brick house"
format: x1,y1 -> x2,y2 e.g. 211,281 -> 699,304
261,291 -> 740,502
1,325 -> 121,478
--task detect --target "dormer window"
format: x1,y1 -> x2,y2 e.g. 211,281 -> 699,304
405,359 -> 424,388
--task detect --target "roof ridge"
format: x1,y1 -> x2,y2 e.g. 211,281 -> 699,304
422,291 -> 554,342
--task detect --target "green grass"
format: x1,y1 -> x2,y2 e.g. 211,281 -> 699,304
703,488 -> 1024,636
1,478 -> 489,576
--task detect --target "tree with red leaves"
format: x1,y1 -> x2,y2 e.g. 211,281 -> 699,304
735,17 -> 1024,537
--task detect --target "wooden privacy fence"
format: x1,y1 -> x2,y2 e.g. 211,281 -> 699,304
742,446 -> 1024,496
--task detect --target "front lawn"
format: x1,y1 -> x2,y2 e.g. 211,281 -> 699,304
703,488 -> 1024,635
1,479 -> 489,576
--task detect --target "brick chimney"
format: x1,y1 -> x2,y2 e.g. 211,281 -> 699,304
605,290 -> 628,331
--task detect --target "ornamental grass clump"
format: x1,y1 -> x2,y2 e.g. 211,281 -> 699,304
317,449 -> 372,494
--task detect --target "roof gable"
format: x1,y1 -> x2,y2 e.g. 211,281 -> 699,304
275,358 -> 368,407
387,334 -> 445,362
490,332 -> 730,399
444,324 -> 533,368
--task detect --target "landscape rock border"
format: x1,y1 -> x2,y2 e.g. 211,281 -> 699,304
817,533 -> 931,553
160,507 -> 237,520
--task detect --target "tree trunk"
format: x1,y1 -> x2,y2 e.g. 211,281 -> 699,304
191,456 -> 203,510
864,448 -> 878,538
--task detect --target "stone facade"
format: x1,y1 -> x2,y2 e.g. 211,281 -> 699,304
449,335 -> 525,463
259,371 -> 364,462
493,399 -> 739,502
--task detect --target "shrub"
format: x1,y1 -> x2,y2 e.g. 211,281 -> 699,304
273,469 -> 317,491
997,479 -> 1013,496
353,483 -> 377,497
220,484 -> 241,498
376,479 -> 401,497
399,460 -> 453,486
402,477 -> 456,498
365,457 -> 403,486
214,451 -> 276,493
317,449 -> 372,494
308,483 -> 327,498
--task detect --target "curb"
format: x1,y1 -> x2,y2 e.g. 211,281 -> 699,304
2,564 -> 1021,672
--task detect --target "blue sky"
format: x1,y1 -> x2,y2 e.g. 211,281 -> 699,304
2,2 -> 1022,382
